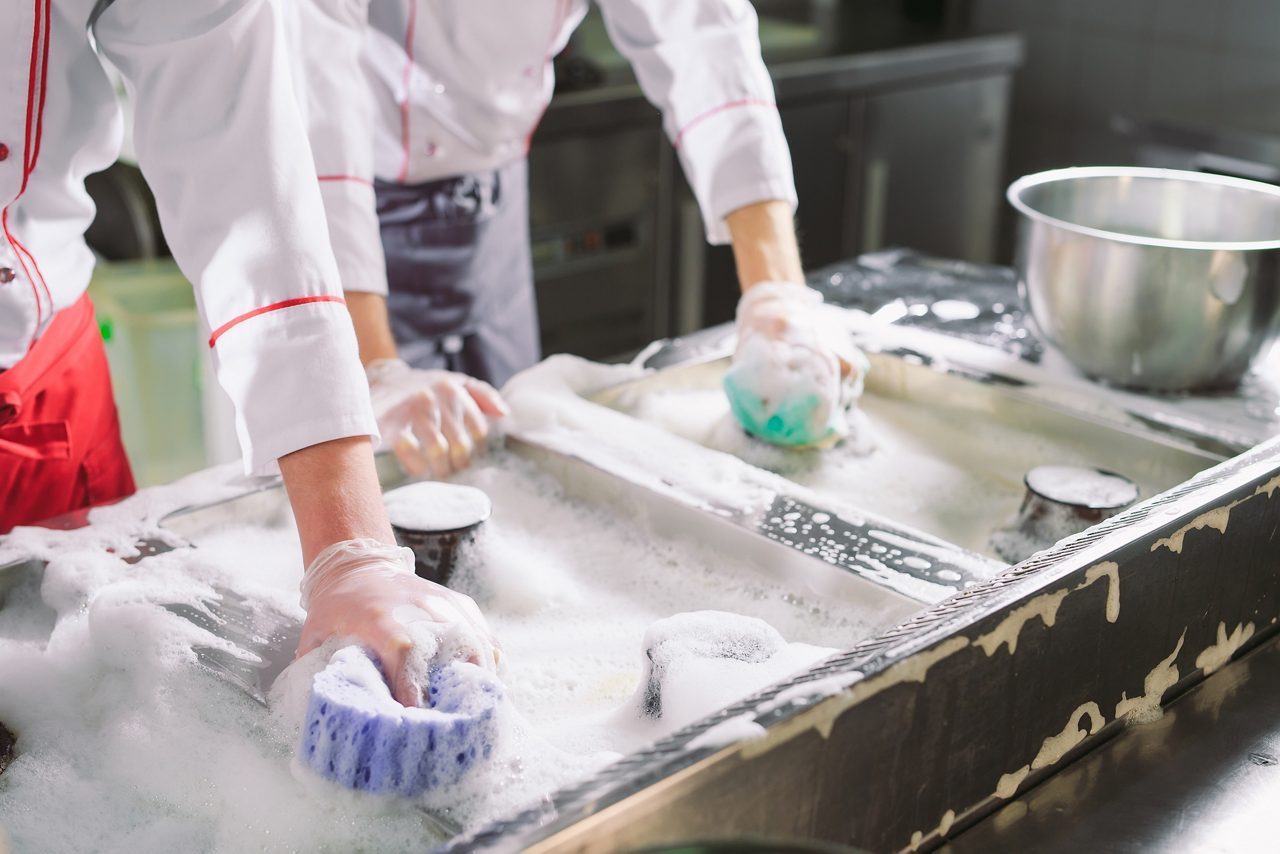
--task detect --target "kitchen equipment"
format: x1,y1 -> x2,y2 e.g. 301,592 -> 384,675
1008,166 -> 1280,391
0,721 -> 13,776
989,465 -> 1140,564
593,348 -> 1216,561
384,482 -> 492,585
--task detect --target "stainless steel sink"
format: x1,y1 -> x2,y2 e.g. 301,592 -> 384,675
592,349 -> 1222,560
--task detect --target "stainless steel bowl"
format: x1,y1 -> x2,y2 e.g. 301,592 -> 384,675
1008,167 -> 1280,390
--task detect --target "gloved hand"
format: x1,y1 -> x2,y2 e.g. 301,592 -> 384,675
367,358 -> 509,478
723,282 -> 868,448
297,538 -> 501,708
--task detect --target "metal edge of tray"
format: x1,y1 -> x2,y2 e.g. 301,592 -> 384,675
443,427 -> 1280,854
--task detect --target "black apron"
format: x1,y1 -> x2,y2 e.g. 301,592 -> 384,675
376,158 -> 540,387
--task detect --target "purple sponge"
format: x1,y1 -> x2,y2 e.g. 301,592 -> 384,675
299,647 -> 501,796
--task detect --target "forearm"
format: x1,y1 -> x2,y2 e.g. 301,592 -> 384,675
346,291 -> 399,367
279,435 -> 394,565
725,200 -> 805,292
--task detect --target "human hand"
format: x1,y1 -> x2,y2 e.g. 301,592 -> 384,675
366,358 -> 509,477
297,538 -> 500,707
724,283 -> 867,448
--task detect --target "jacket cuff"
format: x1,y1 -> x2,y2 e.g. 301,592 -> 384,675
208,299 -> 378,475
676,104 -> 798,245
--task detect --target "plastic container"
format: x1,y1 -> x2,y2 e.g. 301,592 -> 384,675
89,259 -> 210,486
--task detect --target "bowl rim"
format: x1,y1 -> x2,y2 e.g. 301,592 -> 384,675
1007,166 -> 1280,251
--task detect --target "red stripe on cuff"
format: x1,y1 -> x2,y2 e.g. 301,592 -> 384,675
208,295 -> 347,348
318,174 -> 374,187
673,99 -> 777,150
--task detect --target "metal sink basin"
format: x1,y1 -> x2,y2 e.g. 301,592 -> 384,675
592,348 -> 1222,560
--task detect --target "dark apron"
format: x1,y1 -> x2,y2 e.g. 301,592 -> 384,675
376,158 -> 540,387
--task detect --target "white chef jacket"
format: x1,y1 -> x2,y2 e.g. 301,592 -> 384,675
291,0 -> 798,299
0,0 -> 377,475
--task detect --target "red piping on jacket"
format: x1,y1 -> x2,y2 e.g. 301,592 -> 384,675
207,295 -> 347,348
673,98 -> 776,149
318,174 -> 374,187
10,0 -> 52,338
396,1 -> 418,183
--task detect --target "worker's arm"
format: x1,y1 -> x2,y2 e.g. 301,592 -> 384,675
596,0 -> 798,248
93,0 -> 498,701
284,0 -> 507,478
725,199 -> 805,291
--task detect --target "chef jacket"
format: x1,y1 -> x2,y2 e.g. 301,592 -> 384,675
0,0 -> 377,475
291,0 -> 799,299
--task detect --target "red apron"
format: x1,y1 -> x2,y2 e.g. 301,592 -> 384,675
0,293 -> 136,533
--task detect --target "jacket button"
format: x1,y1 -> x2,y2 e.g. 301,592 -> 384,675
0,268 -> 14,283
0,143 -> 8,162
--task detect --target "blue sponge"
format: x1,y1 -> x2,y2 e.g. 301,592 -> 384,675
299,647 -> 502,796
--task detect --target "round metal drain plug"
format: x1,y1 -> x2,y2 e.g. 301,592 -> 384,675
0,720 -> 15,776
991,465 -> 1139,564
383,482 -> 492,586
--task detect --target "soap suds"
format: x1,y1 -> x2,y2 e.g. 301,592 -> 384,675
0,450 -> 885,851
686,716 -> 768,751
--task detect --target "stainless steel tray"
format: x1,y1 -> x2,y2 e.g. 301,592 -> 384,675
592,349 -> 1221,560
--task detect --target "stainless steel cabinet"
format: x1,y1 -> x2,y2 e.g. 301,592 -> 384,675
858,74 -> 1011,262
527,125 -> 671,360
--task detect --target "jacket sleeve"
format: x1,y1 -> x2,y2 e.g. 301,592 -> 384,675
596,0 -> 798,245
93,0 -> 378,475
282,0 -> 389,296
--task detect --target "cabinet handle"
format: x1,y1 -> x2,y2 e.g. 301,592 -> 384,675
861,157 -> 890,253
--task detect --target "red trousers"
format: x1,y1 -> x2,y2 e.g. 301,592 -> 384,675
0,293 -> 135,533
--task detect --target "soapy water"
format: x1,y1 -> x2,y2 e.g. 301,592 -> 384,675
613,367 -> 1182,559
0,454 -> 882,851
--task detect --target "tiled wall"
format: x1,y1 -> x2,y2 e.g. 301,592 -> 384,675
972,0 -> 1280,177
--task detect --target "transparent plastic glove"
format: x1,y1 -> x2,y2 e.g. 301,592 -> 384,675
724,282 -> 868,448
367,358 -> 510,478
297,538 -> 501,707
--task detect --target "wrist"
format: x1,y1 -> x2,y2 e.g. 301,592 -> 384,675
300,537 -> 414,607
365,357 -> 410,385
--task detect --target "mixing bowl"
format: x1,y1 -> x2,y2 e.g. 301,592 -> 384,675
1007,167 -> 1280,390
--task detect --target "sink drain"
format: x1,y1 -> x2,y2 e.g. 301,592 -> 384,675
991,465 -> 1139,563
0,721 -> 14,776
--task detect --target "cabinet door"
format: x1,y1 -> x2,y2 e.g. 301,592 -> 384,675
528,126 -> 667,360
857,73 -> 1011,262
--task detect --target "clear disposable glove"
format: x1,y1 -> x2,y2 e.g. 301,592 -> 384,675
367,358 -> 510,478
297,538 -> 501,707
723,282 -> 868,448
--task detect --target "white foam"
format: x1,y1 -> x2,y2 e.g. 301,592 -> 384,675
685,715 -> 767,750
383,482 -> 492,533
0,447 -> 884,850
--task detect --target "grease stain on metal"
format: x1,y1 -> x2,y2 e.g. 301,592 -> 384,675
741,636 -> 971,758
1115,631 -> 1185,724
1081,561 -> 1121,623
1195,622 -> 1256,675
1032,701 -> 1105,770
